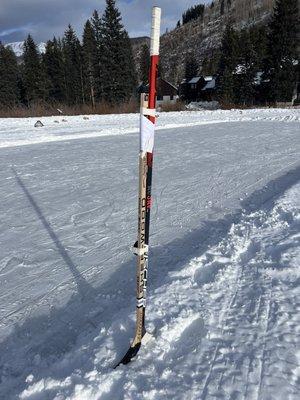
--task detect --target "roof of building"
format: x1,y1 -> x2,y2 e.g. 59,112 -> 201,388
189,77 -> 201,84
202,78 -> 216,90
203,76 -> 213,81
161,78 -> 178,90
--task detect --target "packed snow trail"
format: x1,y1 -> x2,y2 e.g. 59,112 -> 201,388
0,111 -> 299,398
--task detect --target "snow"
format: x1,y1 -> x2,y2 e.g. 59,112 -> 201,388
1,107 -> 299,149
5,41 -> 46,57
0,108 -> 299,399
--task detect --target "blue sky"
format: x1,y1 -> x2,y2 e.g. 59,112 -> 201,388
0,0 -> 210,44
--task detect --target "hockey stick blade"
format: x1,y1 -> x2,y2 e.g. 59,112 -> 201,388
114,332 -> 154,368
114,343 -> 141,368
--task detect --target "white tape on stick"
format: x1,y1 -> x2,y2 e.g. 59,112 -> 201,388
141,107 -> 156,117
150,7 -> 161,56
140,115 -> 155,153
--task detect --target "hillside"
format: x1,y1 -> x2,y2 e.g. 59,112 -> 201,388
156,0 -> 275,84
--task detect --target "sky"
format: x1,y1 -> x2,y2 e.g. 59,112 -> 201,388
0,0 -> 210,44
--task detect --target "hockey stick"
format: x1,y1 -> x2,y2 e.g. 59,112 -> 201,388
115,6 -> 161,367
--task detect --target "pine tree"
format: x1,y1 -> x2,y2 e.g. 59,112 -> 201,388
217,24 -> 239,104
43,38 -> 65,102
248,26 -> 268,72
0,42 -> 19,107
101,0 -> 137,103
234,29 -> 257,105
23,35 -> 46,104
201,52 -> 220,76
157,62 -> 164,79
263,0 -> 299,103
185,54 -> 198,82
62,25 -> 85,105
91,10 -> 104,101
139,43 -> 150,83
220,0 -> 225,15
83,20 -> 97,107
182,54 -> 198,101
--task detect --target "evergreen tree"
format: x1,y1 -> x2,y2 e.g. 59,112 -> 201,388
182,54 -> 198,101
139,43 -> 150,83
157,62 -> 164,79
91,10 -> 104,101
201,52 -> 220,76
217,24 -> 239,104
101,0 -> 137,103
23,35 -> 46,104
0,42 -> 19,107
62,25 -> 85,105
185,54 -> 198,82
220,0 -> 225,15
249,25 -> 268,71
234,29 -> 257,105
43,38 -> 65,102
263,0 -> 299,103
83,20 -> 97,107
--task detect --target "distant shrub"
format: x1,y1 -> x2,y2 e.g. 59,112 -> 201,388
159,101 -> 185,112
0,99 -> 139,118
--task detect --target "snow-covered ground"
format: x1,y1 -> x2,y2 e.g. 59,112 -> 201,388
0,109 -> 299,399
0,107 -> 299,149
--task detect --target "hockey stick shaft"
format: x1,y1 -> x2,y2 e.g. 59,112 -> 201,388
115,7 -> 161,367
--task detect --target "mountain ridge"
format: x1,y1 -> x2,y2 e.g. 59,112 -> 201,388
5,41 -> 46,57
158,0 -> 275,84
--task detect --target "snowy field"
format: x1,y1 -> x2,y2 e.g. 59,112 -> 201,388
0,109 -> 299,399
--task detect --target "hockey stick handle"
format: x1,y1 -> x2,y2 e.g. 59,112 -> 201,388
150,7 -> 161,56
148,7 -> 161,124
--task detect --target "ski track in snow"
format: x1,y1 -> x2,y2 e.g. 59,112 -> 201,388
0,109 -> 299,399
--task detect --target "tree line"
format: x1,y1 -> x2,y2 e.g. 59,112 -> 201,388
184,0 -> 299,105
182,4 -> 205,25
0,0 -> 137,111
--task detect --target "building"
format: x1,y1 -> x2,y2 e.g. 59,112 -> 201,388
137,77 -> 179,105
180,76 -> 217,102
156,78 -> 179,105
201,78 -> 216,101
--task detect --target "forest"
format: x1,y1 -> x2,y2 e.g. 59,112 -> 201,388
0,0 -> 298,116
0,0 -> 137,116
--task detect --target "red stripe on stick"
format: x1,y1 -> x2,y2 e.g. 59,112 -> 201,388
148,55 -> 159,124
